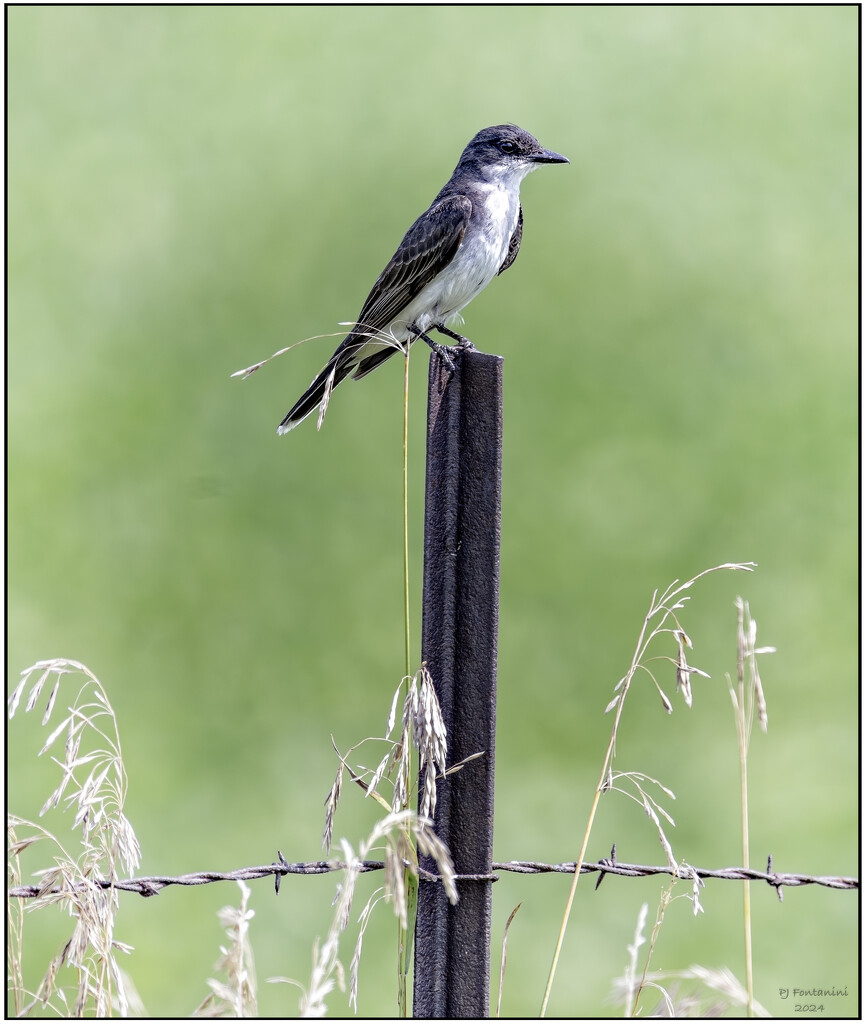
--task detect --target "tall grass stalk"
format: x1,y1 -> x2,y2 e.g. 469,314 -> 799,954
539,563 -> 755,1016
729,597 -> 772,1017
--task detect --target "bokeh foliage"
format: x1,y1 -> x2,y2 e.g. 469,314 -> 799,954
9,6 -> 857,1017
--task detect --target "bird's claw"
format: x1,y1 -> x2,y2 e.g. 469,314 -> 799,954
435,343 -> 457,373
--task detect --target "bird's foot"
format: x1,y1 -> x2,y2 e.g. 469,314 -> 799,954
435,324 -> 476,351
413,326 -> 457,373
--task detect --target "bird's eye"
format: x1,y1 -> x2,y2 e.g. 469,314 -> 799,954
499,140 -> 516,154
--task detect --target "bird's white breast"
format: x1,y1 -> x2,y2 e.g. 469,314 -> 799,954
399,184 -> 517,337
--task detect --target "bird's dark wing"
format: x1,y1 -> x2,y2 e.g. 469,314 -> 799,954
278,195 -> 471,432
498,205 -> 523,275
351,194 -> 472,336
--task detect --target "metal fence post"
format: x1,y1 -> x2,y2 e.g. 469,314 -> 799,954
413,349 -> 503,1019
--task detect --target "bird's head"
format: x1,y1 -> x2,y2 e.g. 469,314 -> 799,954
456,124 -> 569,185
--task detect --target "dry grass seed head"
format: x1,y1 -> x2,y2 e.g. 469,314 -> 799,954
734,597 -> 774,736
415,819 -> 458,905
348,889 -> 387,1012
675,630 -> 694,708
322,762 -> 344,853
416,665 -> 448,818
8,661 -> 141,1016
196,881 -> 258,1018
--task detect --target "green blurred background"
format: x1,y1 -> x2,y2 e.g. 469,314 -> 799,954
8,6 -> 858,1018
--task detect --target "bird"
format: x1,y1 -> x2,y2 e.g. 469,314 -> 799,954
277,124 -> 568,434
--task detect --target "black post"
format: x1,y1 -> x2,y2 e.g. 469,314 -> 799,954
413,349 -> 503,1019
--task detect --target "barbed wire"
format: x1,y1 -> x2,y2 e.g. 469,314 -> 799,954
8,850 -> 857,902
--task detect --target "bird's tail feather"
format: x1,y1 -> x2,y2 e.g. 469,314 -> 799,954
277,357 -> 355,434
351,344 -> 402,381
277,330 -> 408,434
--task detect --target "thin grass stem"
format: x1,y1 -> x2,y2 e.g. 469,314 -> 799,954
397,347 -> 416,1017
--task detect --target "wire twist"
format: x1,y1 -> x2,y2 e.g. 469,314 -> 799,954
8,853 -> 857,900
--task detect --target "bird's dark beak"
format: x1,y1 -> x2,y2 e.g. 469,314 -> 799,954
533,147 -> 569,165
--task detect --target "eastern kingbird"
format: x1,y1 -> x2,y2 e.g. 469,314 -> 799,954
277,124 -> 568,434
